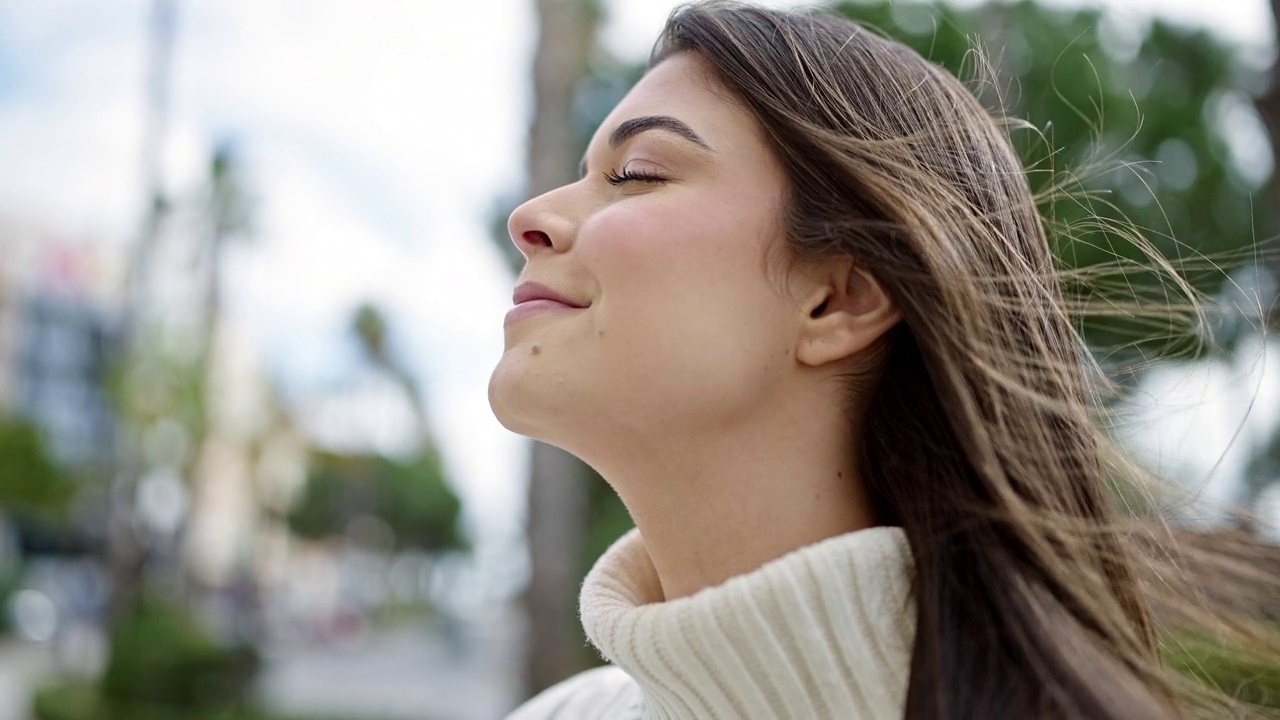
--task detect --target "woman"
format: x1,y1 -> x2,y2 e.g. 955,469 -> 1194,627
491,2 -> 1277,718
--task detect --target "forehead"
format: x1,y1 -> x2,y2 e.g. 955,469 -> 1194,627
589,52 -> 761,154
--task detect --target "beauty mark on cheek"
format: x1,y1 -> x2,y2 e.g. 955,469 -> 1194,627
531,345 -> 541,356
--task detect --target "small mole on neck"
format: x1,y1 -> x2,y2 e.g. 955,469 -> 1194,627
597,329 -> 606,338
530,344 -> 541,355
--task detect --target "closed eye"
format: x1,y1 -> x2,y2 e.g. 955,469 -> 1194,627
603,168 -> 666,186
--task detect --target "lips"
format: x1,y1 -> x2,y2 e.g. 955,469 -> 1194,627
504,281 -> 589,328
512,281 -> 588,308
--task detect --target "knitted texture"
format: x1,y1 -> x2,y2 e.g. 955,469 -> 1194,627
506,526 -> 916,719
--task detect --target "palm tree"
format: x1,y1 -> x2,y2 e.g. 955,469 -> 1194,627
352,303 -> 430,446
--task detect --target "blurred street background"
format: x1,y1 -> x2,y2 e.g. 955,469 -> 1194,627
2,0 -> 1280,718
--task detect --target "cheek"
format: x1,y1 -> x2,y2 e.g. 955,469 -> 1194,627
577,199 -> 792,411
582,200 -> 743,340
580,195 -> 751,300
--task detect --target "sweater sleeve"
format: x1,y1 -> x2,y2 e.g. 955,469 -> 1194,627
504,665 -> 642,720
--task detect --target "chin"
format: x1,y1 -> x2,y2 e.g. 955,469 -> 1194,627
488,360 -> 527,433
488,353 -> 565,444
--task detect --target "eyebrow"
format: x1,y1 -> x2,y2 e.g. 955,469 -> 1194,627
609,115 -> 711,150
579,114 -> 713,177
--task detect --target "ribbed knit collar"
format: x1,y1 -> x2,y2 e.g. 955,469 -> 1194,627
579,526 -> 917,720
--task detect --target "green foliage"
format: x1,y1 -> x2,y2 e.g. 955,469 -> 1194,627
352,304 -> 389,366
287,449 -> 465,553
834,0 -> 1267,358
378,451 -> 465,551
0,570 -> 18,635
100,598 -> 259,710
1163,631 -> 1280,708
0,418 -> 77,524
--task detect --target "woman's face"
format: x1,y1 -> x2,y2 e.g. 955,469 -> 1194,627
489,52 -> 801,456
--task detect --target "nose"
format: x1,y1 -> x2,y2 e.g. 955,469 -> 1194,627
507,184 -> 577,260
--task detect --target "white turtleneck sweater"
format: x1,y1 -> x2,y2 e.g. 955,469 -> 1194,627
505,525 -> 916,719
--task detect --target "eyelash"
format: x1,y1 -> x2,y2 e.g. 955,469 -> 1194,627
603,168 -> 666,186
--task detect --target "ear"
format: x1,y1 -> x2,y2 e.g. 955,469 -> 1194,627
795,261 -> 901,368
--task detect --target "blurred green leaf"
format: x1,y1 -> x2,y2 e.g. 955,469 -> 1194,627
1162,629 -> 1280,708
0,418 -> 77,524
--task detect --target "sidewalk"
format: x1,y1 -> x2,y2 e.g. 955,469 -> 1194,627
256,606 -> 525,720
0,605 -> 523,720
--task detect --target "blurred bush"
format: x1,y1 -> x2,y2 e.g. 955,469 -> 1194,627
31,596 -> 254,720
0,570 -> 17,635
100,597 -> 259,710
1163,630 -> 1280,708
288,449 -> 465,553
0,418 -> 77,526
0,418 -> 77,639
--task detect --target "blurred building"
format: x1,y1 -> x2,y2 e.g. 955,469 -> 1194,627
0,216 -> 122,670
14,296 -> 117,468
0,215 -> 121,471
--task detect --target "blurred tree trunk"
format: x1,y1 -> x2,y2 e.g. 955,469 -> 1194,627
521,0 -> 601,698
108,0 -> 177,623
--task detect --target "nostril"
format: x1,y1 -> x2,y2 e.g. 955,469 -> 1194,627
522,230 -> 553,248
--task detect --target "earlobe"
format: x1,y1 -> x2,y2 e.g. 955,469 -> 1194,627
795,265 -> 900,368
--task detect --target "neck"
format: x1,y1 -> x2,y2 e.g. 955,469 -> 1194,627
593,385 -> 877,601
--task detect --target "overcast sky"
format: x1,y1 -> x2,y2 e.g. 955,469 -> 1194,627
1,0 -> 1276,564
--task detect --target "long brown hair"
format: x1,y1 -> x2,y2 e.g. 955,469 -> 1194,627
654,3 -> 1279,718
